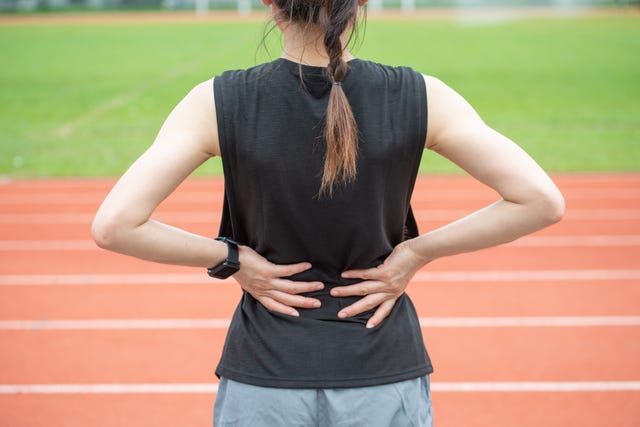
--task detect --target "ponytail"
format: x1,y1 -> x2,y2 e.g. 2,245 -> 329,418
271,0 -> 361,197
320,0 -> 359,197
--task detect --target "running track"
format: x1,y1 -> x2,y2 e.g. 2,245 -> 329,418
0,174 -> 638,426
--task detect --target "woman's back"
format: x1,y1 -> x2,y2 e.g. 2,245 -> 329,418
92,1 -> 563,422
216,58 -> 426,285
214,57 -> 433,388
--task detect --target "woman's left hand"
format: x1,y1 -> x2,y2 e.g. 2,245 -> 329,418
330,241 -> 428,328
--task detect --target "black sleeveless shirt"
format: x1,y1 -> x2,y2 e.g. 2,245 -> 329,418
213,58 -> 433,388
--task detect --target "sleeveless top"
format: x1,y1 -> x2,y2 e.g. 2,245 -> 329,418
213,58 -> 433,388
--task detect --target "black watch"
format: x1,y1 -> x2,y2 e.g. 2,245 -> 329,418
207,237 -> 240,279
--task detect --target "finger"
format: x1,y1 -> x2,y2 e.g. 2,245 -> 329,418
271,279 -> 324,295
257,296 -> 300,317
337,293 -> 387,319
330,280 -> 385,297
271,261 -> 313,278
341,267 -> 379,280
268,290 -> 322,309
366,299 -> 397,329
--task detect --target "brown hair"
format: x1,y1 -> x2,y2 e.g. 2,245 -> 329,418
272,0 -> 361,197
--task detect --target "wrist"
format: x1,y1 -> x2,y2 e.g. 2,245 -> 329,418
402,236 -> 433,266
207,237 -> 241,279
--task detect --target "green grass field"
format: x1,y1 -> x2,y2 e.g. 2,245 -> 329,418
1,12 -> 639,177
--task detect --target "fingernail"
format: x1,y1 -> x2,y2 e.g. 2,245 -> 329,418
290,310 -> 300,317
330,289 -> 339,296
316,283 -> 324,290
366,322 -> 376,329
338,311 -> 347,318
313,301 -> 321,308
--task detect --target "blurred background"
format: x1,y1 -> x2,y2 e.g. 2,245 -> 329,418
1,0 -> 639,14
1,2 -> 639,426
1,0 -> 638,179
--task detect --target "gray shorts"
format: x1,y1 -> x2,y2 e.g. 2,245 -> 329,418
214,375 -> 433,427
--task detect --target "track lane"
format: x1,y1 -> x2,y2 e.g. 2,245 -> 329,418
1,391 -> 639,427
0,394 -> 215,427
2,218 -> 639,240
0,327 -> 638,383
0,281 -> 638,319
1,174 -> 639,427
1,244 -> 636,273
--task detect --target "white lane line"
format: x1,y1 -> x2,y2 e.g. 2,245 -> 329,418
1,316 -> 638,330
3,235 -> 640,251
411,189 -> 640,201
0,240 -> 99,250
415,270 -> 640,282
0,318 -> 231,330
419,316 -> 640,328
0,192 -> 224,205
0,383 -> 219,394
0,193 -> 107,204
415,209 -> 640,221
0,213 -> 217,224
1,381 -> 639,394
2,188 -> 640,204
507,235 -> 640,247
0,273 -> 210,285
0,209 -> 638,224
1,270 -> 640,286
430,381 -> 640,392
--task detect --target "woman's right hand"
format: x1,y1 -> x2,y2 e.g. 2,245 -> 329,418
233,245 -> 325,317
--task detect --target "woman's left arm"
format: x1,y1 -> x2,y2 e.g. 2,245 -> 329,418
92,79 -> 327,314
331,75 -> 565,328
91,79 -> 230,268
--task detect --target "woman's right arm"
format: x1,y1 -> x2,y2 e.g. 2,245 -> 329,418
409,75 -> 565,259
332,75 -> 565,327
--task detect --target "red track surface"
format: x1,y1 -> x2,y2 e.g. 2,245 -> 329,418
0,174 -> 639,426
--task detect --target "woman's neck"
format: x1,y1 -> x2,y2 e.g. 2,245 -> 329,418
280,23 -> 354,67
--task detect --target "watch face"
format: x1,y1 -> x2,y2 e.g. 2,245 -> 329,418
208,262 -> 239,279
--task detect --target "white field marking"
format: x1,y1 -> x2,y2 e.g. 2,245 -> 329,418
414,270 -> 640,282
414,209 -> 640,221
2,235 -> 640,251
0,318 -> 231,330
1,381 -> 640,394
0,273 -> 211,286
429,381 -> 640,392
506,235 -> 640,247
0,383 -> 219,394
0,209 -> 639,224
2,188 -> 640,205
0,193 -> 105,204
0,191 -> 224,205
1,316 -> 639,331
0,212 -> 216,224
411,189 -> 640,201
418,316 -> 640,328
0,240 -> 99,251
2,270 -> 640,286
54,55 -> 215,139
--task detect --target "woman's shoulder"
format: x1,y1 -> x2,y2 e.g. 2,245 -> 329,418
215,59 -> 286,82
352,58 -> 422,75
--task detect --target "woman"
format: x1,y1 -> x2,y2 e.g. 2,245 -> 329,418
92,0 -> 565,425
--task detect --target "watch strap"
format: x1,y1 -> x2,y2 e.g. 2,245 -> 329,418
207,237 -> 240,279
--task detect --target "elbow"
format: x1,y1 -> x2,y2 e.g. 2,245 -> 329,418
91,215 -> 114,250
91,213 -> 125,251
536,187 -> 565,226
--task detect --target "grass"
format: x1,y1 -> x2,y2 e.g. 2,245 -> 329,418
1,13 -> 639,177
